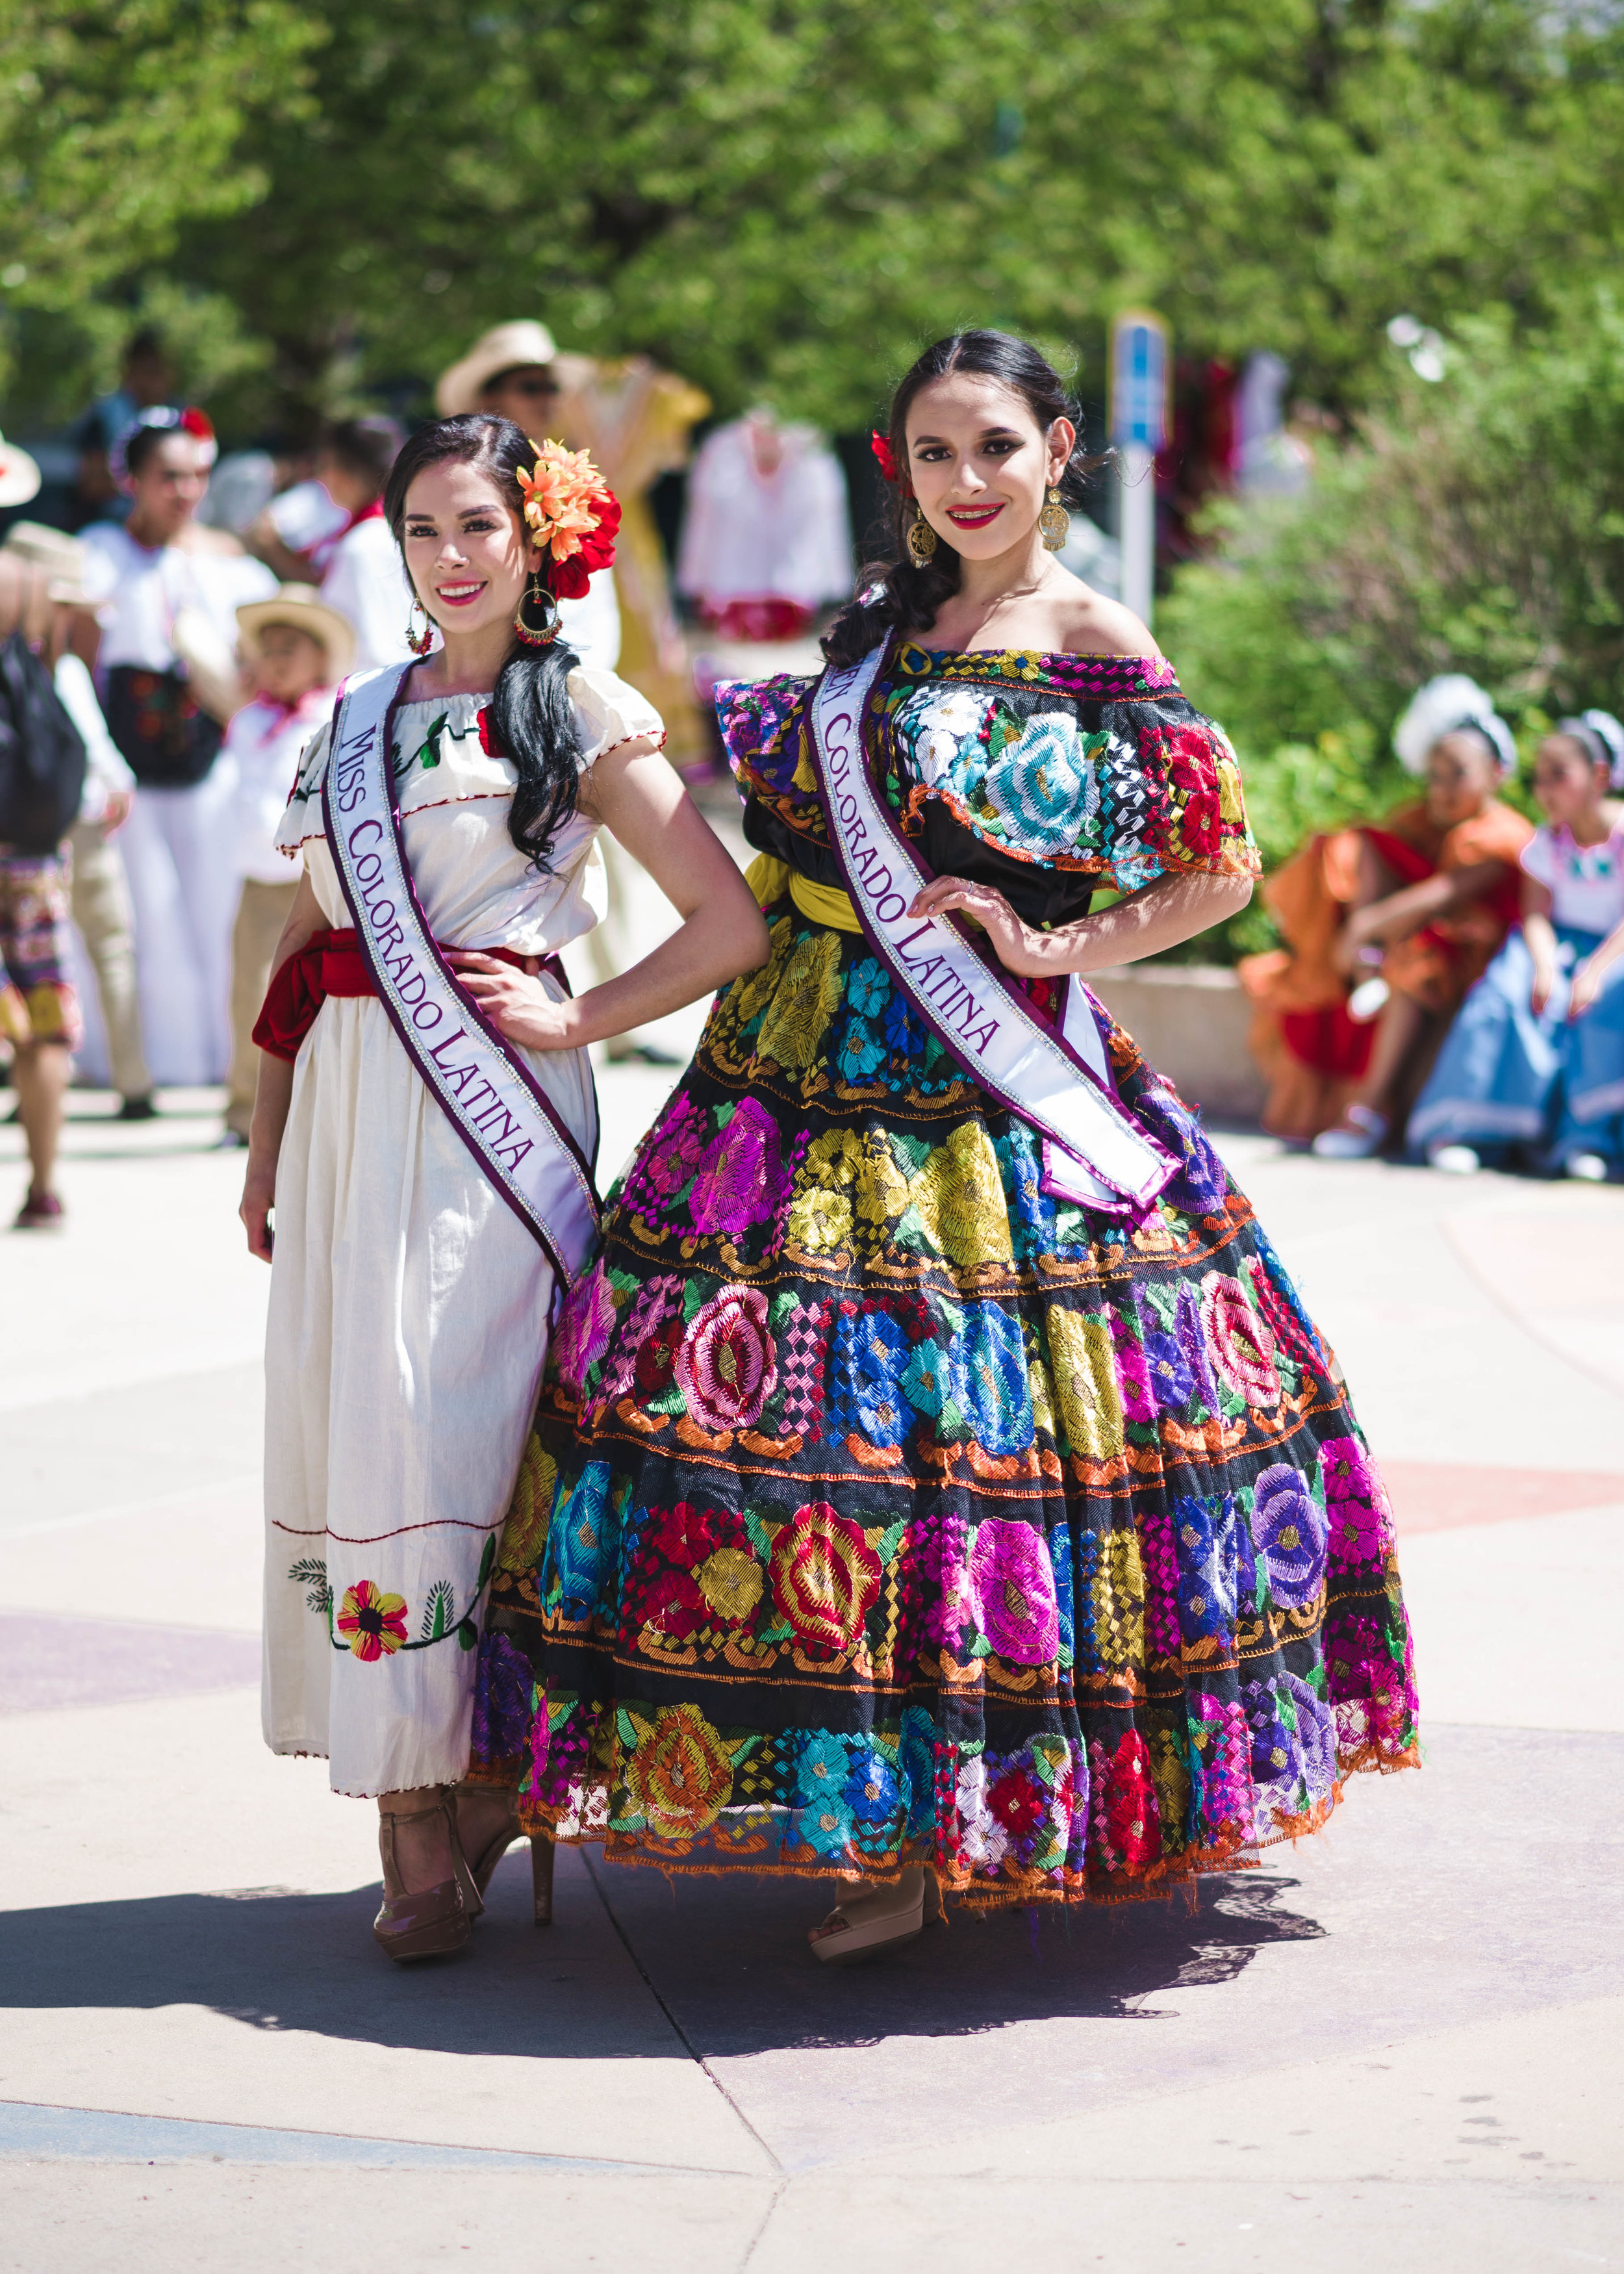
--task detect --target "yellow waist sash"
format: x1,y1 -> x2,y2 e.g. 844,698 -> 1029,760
744,852 -> 863,934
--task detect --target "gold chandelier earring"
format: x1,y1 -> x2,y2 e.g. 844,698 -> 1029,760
405,596 -> 435,656
513,572 -> 561,647
906,508 -> 938,567
1039,485 -> 1071,552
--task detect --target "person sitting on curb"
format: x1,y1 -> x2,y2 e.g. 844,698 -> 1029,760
1240,676 -> 1532,1155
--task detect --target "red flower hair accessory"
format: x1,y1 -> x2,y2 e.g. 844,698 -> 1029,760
179,407 -> 216,445
516,438 -> 622,601
870,429 -> 900,485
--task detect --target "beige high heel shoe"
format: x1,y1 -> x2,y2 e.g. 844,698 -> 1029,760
373,1790 -> 474,1962
807,1866 -> 942,1965
450,1783 -> 556,1926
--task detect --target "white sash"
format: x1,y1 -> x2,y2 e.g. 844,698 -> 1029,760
321,665 -> 600,1285
809,645 -> 1176,1214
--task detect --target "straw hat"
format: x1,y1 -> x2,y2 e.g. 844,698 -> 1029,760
0,431 -> 42,509
435,321 -> 559,417
1,520 -> 91,604
236,583 -> 357,680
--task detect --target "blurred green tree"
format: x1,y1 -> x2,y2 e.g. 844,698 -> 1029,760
0,0 -> 318,414
6,0 -> 1624,435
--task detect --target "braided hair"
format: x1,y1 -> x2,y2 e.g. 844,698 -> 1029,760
383,413 -> 583,871
822,330 -> 1109,669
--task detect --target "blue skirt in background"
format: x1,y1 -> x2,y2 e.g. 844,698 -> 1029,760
1407,924 -> 1624,1166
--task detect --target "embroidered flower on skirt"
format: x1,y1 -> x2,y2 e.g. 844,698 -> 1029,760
336,1579 -> 408,1661
674,1283 -> 778,1432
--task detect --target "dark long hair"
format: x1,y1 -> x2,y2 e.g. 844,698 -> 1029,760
822,330 -> 1107,669
383,413 -> 583,870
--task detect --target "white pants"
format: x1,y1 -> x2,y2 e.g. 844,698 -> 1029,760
120,776 -> 238,1085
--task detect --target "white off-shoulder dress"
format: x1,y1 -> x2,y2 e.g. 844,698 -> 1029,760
261,667 -> 663,1795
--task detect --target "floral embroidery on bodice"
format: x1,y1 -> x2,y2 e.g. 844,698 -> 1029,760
718,638 -> 1258,929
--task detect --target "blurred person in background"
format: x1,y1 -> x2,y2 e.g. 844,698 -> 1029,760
80,406 -> 275,1088
0,463 -> 89,1228
308,416 -> 408,672
214,584 -> 352,1146
1408,711 -> 1624,1179
1241,676 -> 1532,1153
69,329 -> 175,529
435,324 -> 622,673
2,522 -> 152,1121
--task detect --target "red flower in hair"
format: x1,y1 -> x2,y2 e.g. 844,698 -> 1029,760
518,441 -> 622,600
870,430 -> 900,484
179,407 -> 215,443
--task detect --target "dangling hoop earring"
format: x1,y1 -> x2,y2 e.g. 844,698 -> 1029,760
405,596 -> 435,656
514,572 -> 561,648
906,509 -> 939,567
1039,485 -> 1071,552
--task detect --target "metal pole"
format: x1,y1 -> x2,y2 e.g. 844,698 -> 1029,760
1119,440 -> 1155,631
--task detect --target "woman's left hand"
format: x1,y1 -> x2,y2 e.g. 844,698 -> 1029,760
446,952 -> 576,1050
906,875 -> 1050,975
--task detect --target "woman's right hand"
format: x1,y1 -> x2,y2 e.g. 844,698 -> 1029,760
240,1153 -> 277,1262
1530,963 -> 1556,1016
1568,957 -> 1600,1021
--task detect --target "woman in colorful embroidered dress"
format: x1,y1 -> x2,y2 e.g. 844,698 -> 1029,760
1407,711 -> 1624,1177
242,415 -> 767,1961
473,334 -> 1419,1962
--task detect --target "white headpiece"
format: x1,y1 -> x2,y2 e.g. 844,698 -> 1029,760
1558,708 -> 1624,791
1392,674 -> 1516,778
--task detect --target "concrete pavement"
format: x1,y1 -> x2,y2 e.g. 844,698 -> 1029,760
3,973 -> 1623,2267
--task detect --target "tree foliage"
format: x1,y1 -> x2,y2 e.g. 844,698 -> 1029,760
0,0 -> 316,407
6,0 -> 1624,433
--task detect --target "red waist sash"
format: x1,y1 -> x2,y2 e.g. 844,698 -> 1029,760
253,926 -> 564,1063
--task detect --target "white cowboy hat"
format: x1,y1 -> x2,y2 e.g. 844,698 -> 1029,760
0,520 -> 90,604
236,582 -> 357,682
435,321 -> 559,417
0,431 -> 42,509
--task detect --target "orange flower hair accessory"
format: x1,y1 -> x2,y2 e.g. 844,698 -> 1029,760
516,439 -> 622,600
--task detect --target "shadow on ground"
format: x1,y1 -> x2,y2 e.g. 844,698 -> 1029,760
0,1857 -> 1321,2060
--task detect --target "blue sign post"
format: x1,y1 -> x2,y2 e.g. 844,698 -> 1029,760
1109,310 -> 1169,628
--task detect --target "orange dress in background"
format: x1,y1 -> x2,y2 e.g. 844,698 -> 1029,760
1239,799 -> 1533,1140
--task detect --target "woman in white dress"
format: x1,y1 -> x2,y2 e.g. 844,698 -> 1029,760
241,414 -> 767,1960
81,407 -> 277,1086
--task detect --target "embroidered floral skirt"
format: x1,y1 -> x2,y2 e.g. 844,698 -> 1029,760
471,899 -> 1419,1907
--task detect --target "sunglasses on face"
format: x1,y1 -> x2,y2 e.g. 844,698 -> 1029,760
506,376 -> 560,398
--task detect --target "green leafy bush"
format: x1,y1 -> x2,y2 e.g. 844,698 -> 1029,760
1160,294 -> 1624,958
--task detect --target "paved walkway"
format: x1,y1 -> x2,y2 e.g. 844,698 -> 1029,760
3,973 -> 1622,2264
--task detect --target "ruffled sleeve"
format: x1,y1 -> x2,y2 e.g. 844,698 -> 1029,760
272,719 -> 333,859
566,665 -> 665,768
715,673 -> 818,799
1109,711 -> 1260,891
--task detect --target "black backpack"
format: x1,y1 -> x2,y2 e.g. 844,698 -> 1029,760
0,632 -> 87,854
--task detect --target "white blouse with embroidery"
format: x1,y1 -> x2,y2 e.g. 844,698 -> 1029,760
275,664 -> 665,954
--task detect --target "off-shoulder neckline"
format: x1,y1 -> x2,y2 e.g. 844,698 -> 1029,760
906,643 -> 1164,665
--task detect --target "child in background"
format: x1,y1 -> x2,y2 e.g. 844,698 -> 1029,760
217,585 -> 353,1145
1243,676 -> 1532,1152
1407,711 -> 1624,1177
